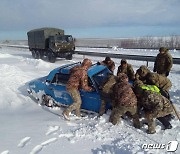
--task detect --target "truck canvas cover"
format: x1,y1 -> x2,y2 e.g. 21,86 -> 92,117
27,27 -> 64,49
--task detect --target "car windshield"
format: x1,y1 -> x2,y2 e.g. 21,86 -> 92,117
92,69 -> 112,89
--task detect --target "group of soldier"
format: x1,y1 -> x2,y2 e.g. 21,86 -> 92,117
63,47 -> 174,134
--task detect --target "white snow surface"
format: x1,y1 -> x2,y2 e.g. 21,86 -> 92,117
0,46 -> 180,154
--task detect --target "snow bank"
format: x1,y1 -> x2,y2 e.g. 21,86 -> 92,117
0,64 -> 29,109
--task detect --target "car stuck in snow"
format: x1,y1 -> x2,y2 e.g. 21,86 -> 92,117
28,62 -> 112,113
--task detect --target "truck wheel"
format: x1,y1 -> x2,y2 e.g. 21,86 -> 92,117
35,51 -> 41,59
48,52 -> 56,63
66,54 -> 72,60
32,50 -> 36,58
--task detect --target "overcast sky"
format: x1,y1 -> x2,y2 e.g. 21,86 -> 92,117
0,0 -> 180,40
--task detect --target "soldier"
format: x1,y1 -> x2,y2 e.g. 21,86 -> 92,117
153,47 -> 173,76
134,66 -> 173,128
135,87 -> 173,134
63,59 -> 93,120
99,74 -> 118,116
134,65 -> 150,83
117,59 -> 135,81
109,73 -> 140,128
146,73 -> 172,99
134,66 -> 172,96
101,57 -> 115,73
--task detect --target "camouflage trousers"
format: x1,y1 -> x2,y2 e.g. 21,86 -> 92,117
64,88 -> 82,117
99,99 -> 115,116
145,105 -> 173,133
109,105 -> 140,128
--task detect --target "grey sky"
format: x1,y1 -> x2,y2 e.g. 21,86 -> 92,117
0,0 -> 180,39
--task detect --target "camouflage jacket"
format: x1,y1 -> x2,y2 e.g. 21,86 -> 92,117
102,75 -> 118,94
117,64 -> 135,81
140,90 -> 172,114
113,80 -> 137,107
101,60 -> 115,72
66,66 -> 92,91
146,73 -> 172,91
154,51 -> 173,75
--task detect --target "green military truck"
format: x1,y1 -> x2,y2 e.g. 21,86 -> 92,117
27,27 -> 75,62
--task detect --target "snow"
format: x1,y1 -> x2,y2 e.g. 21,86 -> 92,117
76,46 -> 180,58
0,46 -> 180,154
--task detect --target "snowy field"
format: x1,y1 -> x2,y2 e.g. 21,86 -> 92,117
0,46 -> 180,154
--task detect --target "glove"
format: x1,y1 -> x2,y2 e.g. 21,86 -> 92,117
166,71 -> 169,76
91,87 -> 96,92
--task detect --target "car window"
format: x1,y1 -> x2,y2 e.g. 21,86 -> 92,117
88,77 -> 94,87
51,73 -> 70,84
93,69 -> 112,89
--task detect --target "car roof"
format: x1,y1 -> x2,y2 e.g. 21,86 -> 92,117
46,62 -> 108,81
58,62 -> 107,76
88,64 -> 107,78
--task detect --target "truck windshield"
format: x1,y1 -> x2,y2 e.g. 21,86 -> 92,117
64,35 -> 73,42
54,35 -> 73,43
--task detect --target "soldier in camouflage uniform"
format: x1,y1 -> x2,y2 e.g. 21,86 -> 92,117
134,65 -> 172,96
154,47 -> 173,76
117,59 -> 135,81
63,59 -> 93,120
109,73 -> 140,128
135,87 -> 173,134
134,65 -> 150,84
146,72 -> 172,99
101,57 -> 115,73
134,66 -> 173,128
99,74 -> 118,116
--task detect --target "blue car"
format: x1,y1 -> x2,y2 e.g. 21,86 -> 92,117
28,62 -> 112,113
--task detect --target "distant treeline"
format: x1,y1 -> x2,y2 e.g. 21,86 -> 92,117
1,35 -> 180,50
75,35 -> 180,50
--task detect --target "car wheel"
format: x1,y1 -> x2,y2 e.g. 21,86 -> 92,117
42,95 -> 54,107
48,52 -> 56,63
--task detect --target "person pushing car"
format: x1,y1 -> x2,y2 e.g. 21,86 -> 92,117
63,58 -> 94,120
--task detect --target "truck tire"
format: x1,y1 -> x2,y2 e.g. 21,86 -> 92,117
48,52 -> 56,63
32,50 -> 36,58
66,54 -> 72,60
35,50 -> 41,59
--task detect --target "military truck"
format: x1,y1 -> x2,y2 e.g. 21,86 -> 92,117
27,27 -> 75,62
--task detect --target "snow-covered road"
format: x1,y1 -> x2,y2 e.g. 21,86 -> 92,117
0,46 -> 180,154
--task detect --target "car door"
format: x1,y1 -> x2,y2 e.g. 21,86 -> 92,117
80,78 -> 102,113
45,73 -> 73,106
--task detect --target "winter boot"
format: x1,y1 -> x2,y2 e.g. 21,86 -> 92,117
146,113 -> 156,134
157,117 -> 172,130
147,120 -> 156,134
62,110 -> 70,121
132,114 -> 141,129
75,109 -> 81,117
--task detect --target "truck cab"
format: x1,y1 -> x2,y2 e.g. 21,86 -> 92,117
49,35 -> 75,52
